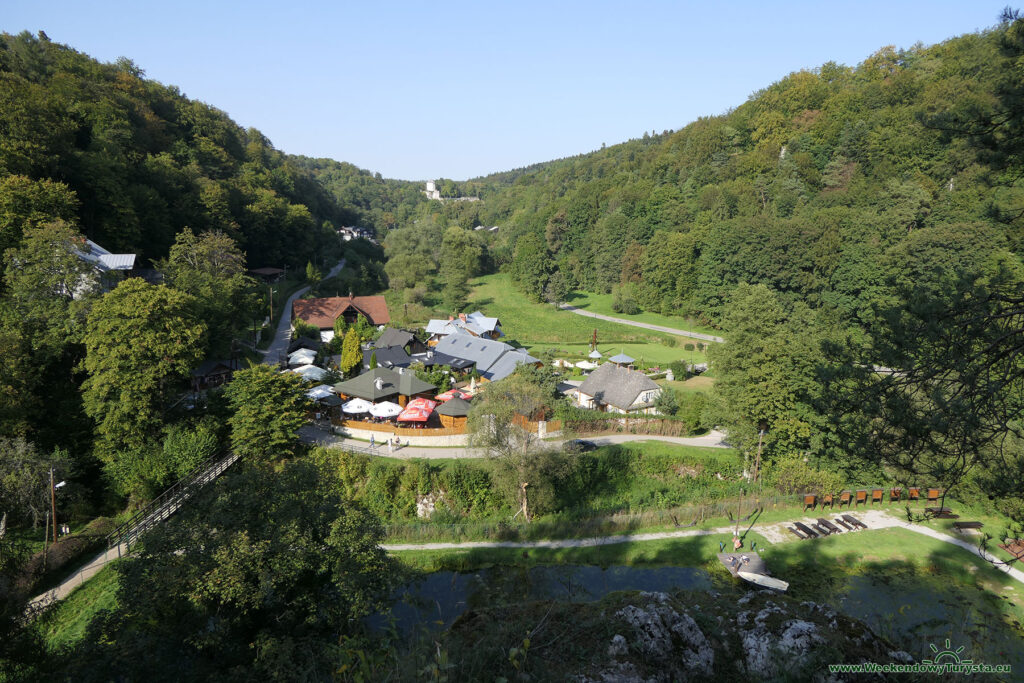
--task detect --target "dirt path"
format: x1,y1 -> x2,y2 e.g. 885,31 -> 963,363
557,304 -> 724,343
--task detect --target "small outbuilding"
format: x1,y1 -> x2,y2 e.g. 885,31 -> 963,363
435,395 -> 471,429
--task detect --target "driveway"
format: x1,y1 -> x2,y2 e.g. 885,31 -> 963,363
261,258 -> 346,366
557,304 -> 724,343
299,425 -> 730,459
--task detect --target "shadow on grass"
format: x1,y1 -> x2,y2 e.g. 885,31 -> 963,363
396,523 -> 1024,675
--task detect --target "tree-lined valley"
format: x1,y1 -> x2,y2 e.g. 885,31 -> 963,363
1,13 -> 1024,680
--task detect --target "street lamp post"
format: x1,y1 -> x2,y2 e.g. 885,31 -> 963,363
269,286 -> 278,323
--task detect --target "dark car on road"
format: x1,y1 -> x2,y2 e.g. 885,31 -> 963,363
565,439 -> 599,453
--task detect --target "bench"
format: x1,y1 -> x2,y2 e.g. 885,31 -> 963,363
999,540 -> 1024,561
841,514 -> 868,530
817,518 -> 843,534
953,521 -> 983,532
833,517 -> 853,530
788,526 -> 808,540
793,521 -> 819,538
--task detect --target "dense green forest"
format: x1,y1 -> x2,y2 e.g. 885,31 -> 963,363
436,29 -> 1023,327
0,30 -> 351,267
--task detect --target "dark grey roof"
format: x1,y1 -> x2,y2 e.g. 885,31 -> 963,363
191,359 -> 237,377
374,328 -> 416,349
577,363 -> 660,411
288,336 -> 322,353
433,332 -> 511,375
487,348 -> 540,381
410,349 -> 474,370
436,396 -> 471,417
433,332 -> 539,380
363,346 -> 413,369
333,367 -> 435,401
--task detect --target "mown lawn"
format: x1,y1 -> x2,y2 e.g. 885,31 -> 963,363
563,289 -> 721,338
658,375 -> 715,394
34,564 -> 120,651
465,274 -> 710,367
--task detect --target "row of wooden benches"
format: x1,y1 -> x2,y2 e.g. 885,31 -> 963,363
803,487 -> 944,510
788,514 -> 868,540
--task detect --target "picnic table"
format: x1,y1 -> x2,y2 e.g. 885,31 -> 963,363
952,521 -> 984,532
925,507 -> 959,519
817,518 -> 843,534
793,521 -> 819,538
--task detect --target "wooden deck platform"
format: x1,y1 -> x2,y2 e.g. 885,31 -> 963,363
717,552 -> 768,578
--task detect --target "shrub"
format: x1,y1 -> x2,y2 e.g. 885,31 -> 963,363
768,455 -> 844,495
292,318 -> 319,339
611,284 -> 641,315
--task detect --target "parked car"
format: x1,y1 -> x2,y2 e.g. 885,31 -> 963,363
565,439 -> 598,453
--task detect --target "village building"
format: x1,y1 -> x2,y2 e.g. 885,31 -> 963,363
72,239 -> 136,296
433,331 -> 540,382
332,367 -> 436,407
373,328 -> 427,354
292,295 -> 390,341
190,359 -> 239,391
425,311 -> 502,345
436,396 -> 471,429
575,363 -> 662,415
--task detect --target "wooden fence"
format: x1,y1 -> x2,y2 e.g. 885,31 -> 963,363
331,418 -> 561,437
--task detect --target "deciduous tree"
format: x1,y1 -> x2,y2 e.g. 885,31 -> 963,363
224,365 -> 309,461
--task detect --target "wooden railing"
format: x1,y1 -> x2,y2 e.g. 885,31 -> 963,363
331,418 -> 560,437
334,419 -> 466,436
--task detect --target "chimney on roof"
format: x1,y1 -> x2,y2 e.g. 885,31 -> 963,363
373,378 -> 383,390
348,291 -> 353,298
427,350 -> 434,359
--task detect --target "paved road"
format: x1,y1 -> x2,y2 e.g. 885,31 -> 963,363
261,258 -> 346,366
557,304 -> 724,343
300,425 -> 730,459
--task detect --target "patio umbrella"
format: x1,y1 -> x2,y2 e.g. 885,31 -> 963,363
369,401 -> 402,418
293,364 -> 329,381
396,406 -> 432,422
288,348 -> 317,365
435,389 -> 472,402
574,360 -> 598,370
406,397 -> 437,411
306,384 -> 334,400
342,397 -> 374,414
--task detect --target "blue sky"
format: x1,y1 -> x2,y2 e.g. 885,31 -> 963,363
4,1 -> 1010,180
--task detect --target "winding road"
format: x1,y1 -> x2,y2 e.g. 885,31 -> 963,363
261,258 -> 346,366
557,304 -> 724,343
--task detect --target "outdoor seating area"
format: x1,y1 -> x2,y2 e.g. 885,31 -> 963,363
787,513 -> 868,541
802,486 -> 946,511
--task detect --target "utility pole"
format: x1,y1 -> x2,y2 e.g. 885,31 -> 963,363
753,425 -> 766,484
50,467 -> 57,543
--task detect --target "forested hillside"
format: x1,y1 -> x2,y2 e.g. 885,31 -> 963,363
452,27 -> 1024,328
0,30 -> 347,268
289,156 -> 426,234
